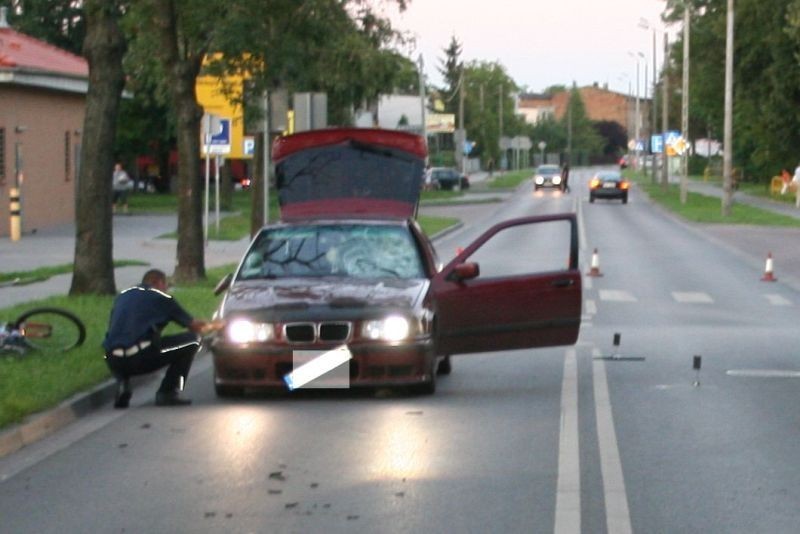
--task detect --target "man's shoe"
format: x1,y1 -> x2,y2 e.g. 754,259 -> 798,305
114,378 -> 132,409
155,391 -> 192,406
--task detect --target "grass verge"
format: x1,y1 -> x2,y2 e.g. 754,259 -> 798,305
0,260 -> 149,286
629,172 -> 800,227
488,169 -> 533,189
0,265 -> 234,430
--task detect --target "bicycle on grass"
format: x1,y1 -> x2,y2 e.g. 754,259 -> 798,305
0,307 -> 86,355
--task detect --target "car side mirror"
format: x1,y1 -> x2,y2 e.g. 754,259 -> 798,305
213,273 -> 234,296
447,262 -> 480,282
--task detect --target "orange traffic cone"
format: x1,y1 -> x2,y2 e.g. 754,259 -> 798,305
761,252 -> 777,282
587,248 -> 603,277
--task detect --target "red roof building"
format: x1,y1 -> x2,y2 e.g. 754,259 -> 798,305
0,7 -> 89,237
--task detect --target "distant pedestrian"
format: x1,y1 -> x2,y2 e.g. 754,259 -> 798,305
561,163 -> 570,193
112,162 -> 133,214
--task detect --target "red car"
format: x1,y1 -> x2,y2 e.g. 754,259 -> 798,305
210,128 -> 581,396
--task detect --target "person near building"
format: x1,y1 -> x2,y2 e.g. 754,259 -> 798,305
102,269 -> 212,408
112,162 -> 133,214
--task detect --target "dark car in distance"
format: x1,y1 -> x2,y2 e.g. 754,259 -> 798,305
589,171 -> 630,203
209,128 -> 581,397
425,167 -> 470,191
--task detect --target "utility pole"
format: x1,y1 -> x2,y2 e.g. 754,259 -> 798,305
418,54 -> 426,146
722,0 -> 734,216
651,27 -> 658,184
680,3 -> 691,204
661,33 -> 669,191
499,83 -> 504,169
458,67 -> 466,174
567,84 -> 574,163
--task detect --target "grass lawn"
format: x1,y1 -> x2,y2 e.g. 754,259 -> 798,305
628,171 -> 800,227
0,265 -> 233,430
488,168 -> 533,189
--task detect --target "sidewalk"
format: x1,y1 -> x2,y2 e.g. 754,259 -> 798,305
0,214 -> 250,307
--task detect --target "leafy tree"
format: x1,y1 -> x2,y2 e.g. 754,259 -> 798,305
2,0 -> 85,54
460,60 -> 521,167
561,87 -> 603,160
593,120 -> 628,158
437,35 -> 463,115
69,0 -> 127,295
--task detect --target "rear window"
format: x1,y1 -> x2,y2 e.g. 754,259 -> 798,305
275,141 -> 424,208
238,223 -> 425,280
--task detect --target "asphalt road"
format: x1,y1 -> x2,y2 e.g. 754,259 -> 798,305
2,169 -> 800,533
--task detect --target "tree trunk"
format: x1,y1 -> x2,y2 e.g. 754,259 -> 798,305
220,160 -> 232,212
250,131 -> 265,238
150,0 -> 206,283
69,0 -> 126,295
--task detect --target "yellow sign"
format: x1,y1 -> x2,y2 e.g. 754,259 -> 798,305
196,58 -> 249,159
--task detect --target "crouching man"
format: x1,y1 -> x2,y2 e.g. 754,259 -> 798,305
103,269 -> 209,408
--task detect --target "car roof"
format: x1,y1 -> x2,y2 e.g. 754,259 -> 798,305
537,164 -> 560,172
595,171 -> 622,179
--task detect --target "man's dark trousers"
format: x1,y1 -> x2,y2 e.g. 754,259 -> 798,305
106,332 -> 200,393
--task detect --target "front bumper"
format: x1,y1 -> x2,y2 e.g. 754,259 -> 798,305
211,338 -> 436,390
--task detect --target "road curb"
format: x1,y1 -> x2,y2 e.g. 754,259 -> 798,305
0,378 -> 117,459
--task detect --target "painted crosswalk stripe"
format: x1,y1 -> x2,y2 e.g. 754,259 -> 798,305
671,291 -> 714,304
598,290 -> 637,302
764,294 -> 792,306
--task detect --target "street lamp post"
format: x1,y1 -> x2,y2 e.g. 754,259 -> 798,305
680,4 -> 691,205
639,18 -> 661,183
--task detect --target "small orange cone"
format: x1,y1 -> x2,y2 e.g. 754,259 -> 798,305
761,252 -> 777,282
587,248 -> 603,277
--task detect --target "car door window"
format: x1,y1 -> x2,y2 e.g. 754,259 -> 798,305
462,219 -> 572,277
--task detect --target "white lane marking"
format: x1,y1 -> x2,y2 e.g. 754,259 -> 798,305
583,275 -> 593,290
671,291 -> 714,304
599,289 -> 637,302
764,294 -> 792,306
555,348 -> 581,534
726,369 -> 800,378
585,299 -> 597,316
593,347 -> 633,534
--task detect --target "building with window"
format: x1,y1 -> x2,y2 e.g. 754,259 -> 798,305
0,9 -> 88,237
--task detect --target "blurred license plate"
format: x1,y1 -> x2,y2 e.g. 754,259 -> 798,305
603,183 -> 616,188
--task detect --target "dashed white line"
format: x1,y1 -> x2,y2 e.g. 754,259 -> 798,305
671,291 -> 714,304
598,289 -> 637,302
764,294 -> 792,306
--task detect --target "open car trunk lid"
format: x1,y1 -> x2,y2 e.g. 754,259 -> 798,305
273,129 -> 427,221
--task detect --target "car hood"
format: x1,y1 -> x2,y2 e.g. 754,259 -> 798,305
220,278 -> 428,320
273,129 -> 427,221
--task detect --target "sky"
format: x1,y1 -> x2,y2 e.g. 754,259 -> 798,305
385,0 -> 674,98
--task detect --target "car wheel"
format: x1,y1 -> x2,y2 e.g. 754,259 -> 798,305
215,383 -> 245,398
410,360 -> 437,395
589,195 -> 595,203
436,355 -> 452,375
622,195 -> 628,204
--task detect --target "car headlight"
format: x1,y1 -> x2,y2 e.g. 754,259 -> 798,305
553,176 -> 562,185
534,176 -> 544,185
226,319 -> 275,343
361,315 -> 412,341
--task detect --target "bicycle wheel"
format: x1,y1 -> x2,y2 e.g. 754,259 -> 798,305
13,307 -> 86,352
